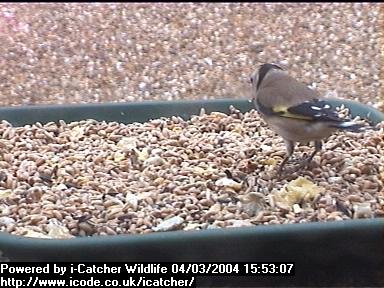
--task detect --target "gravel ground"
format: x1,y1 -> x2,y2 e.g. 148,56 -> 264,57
0,107 -> 382,238
0,3 -> 382,110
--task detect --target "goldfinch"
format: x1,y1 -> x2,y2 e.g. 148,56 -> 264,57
250,63 -> 365,175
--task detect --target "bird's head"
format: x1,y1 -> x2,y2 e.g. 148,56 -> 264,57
250,63 -> 284,91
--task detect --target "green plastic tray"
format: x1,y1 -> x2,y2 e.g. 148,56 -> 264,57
1,98 -> 383,126
0,99 -> 383,287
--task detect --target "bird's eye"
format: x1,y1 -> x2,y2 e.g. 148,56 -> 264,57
249,77 -> 254,84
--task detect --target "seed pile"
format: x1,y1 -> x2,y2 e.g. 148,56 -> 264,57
0,3 -> 382,110
0,108 -> 383,238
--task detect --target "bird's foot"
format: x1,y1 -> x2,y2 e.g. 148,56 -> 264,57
296,157 -> 313,170
276,157 -> 315,180
276,163 -> 300,180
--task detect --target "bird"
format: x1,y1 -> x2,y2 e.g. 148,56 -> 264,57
250,63 -> 366,176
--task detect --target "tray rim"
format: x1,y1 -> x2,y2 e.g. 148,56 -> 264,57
0,98 -> 383,125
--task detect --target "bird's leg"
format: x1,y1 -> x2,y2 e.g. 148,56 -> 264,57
278,141 -> 322,178
277,140 -> 295,178
299,140 -> 322,168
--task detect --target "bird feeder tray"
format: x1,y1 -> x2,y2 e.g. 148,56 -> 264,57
0,99 -> 383,287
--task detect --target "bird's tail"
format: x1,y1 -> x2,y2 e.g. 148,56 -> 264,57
332,121 -> 372,132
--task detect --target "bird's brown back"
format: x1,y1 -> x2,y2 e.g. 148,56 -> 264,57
256,71 -> 318,109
